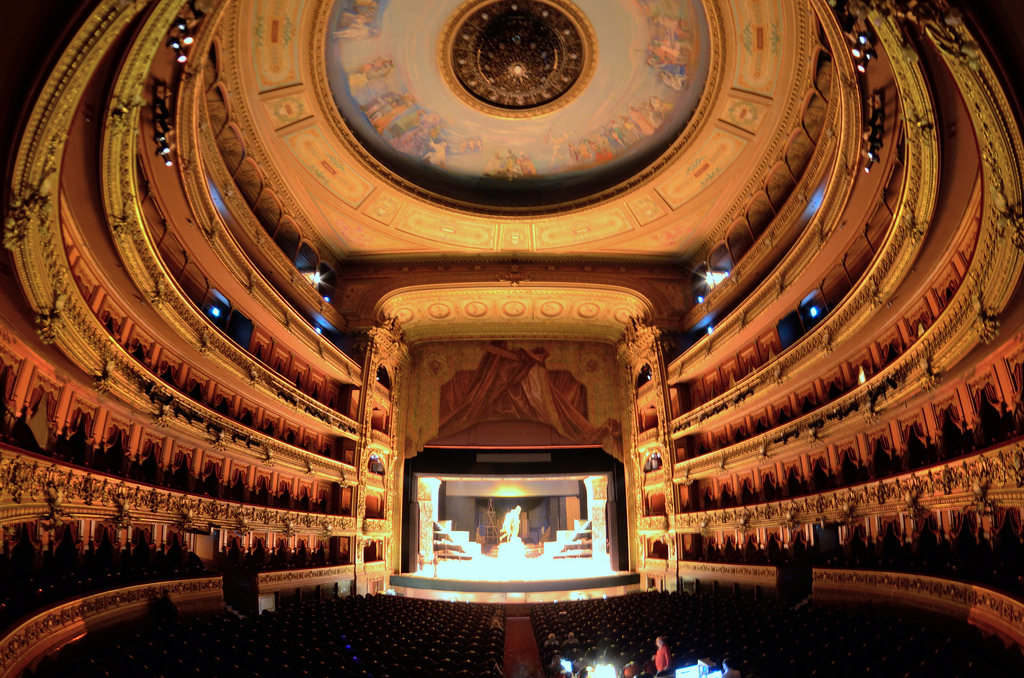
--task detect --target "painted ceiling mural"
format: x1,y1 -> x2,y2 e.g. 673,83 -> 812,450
324,0 -> 711,206
237,0 -> 803,255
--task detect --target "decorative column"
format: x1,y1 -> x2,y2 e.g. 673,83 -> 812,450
583,476 -> 608,561
353,317 -> 408,588
617,317 -> 676,585
416,477 -> 442,571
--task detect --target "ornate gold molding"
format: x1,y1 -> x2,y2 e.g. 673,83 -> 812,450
678,560 -> 778,581
254,564 -> 356,586
813,569 -> 1024,648
674,443 -> 1024,533
670,0 -> 936,384
0,450 -> 358,534
670,0 -> 1024,479
378,283 -> 652,343
0,576 -> 223,677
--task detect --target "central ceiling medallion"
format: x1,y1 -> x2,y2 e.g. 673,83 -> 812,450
441,0 -> 596,117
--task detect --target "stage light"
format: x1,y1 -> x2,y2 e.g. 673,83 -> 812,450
705,270 -> 729,288
706,325 -> 714,335
209,306 -> 221,318
323,296 -> 331,303
176,53 -> 188,63
851,47 -> 862,58
164,158 -> 174,167
592,662 -> 617,678
809,306 -> 819,318
314,327 -> 322,335
182,35 -> 195,46
696,295 -> 704,304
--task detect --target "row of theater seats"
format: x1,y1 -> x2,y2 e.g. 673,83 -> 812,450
0,523 -> 206,629
529,590 -> 1024,677
26,595 -> 505,678
687,514 -> 1024,601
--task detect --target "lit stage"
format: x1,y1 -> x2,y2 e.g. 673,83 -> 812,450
391,569 -> 641,603
402,469 -> 636,601
394,540 -> 640,602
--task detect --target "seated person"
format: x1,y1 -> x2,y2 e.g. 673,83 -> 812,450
563,631 -> 581,652
543,632 -> 561,651
722,658 -> 741,678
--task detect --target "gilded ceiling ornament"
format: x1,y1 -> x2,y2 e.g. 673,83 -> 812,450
42,486 -> 68,528
970,292 -> 999,344
34,291 -> 67,345
93,357 -> 117,395
617,316 -> 659,366
112,497 -> 132,530
443,0 -> 593,115
918,351 -> 941,392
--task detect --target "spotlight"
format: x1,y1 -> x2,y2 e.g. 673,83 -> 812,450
209,306 -> 221,318
164,158 -> 174,167
323,296 -> 331,303
809,306 -> 819,318
696,295 -> 704,304
176,53 -> 188,63
706,325 -> 714,335
314,327 -> 323,335
182,35 -> 195,46
851,47 -> 862,58
173,17 -> 188,32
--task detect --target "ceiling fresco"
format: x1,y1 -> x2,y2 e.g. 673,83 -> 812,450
323,0 -> 711,206
228,0 -> 812,257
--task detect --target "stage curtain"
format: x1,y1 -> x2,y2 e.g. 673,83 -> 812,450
436,341 -> 621,452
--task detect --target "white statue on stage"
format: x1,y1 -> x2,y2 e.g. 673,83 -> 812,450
496,505 -> 527,563
500,505 -> 522,543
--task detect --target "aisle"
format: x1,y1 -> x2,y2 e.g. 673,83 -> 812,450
503,611 -> 544,678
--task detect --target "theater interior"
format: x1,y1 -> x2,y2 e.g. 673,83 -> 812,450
2,0 -> 1024,676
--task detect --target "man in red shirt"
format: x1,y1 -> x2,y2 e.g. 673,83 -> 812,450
654,636 -> 671,675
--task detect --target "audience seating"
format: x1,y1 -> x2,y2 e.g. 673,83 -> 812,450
26,595 -> 505,678
530,590 -> 1024,678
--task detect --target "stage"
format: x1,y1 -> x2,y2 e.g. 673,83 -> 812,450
390,571 -> 640,603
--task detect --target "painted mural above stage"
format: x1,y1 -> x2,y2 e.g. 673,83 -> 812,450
324,0 -> 711,207
406,340 -> 624,456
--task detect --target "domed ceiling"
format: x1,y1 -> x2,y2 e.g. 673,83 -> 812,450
324,0 -> 710,207
219,0 -> 818,257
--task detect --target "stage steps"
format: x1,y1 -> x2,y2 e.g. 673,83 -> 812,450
433,520 -> 482,560
547,519 -> 593,559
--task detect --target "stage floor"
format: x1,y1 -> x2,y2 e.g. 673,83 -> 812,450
391,554 -> 640,602
390,571 -> 640,602
414,551 -> 619,582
